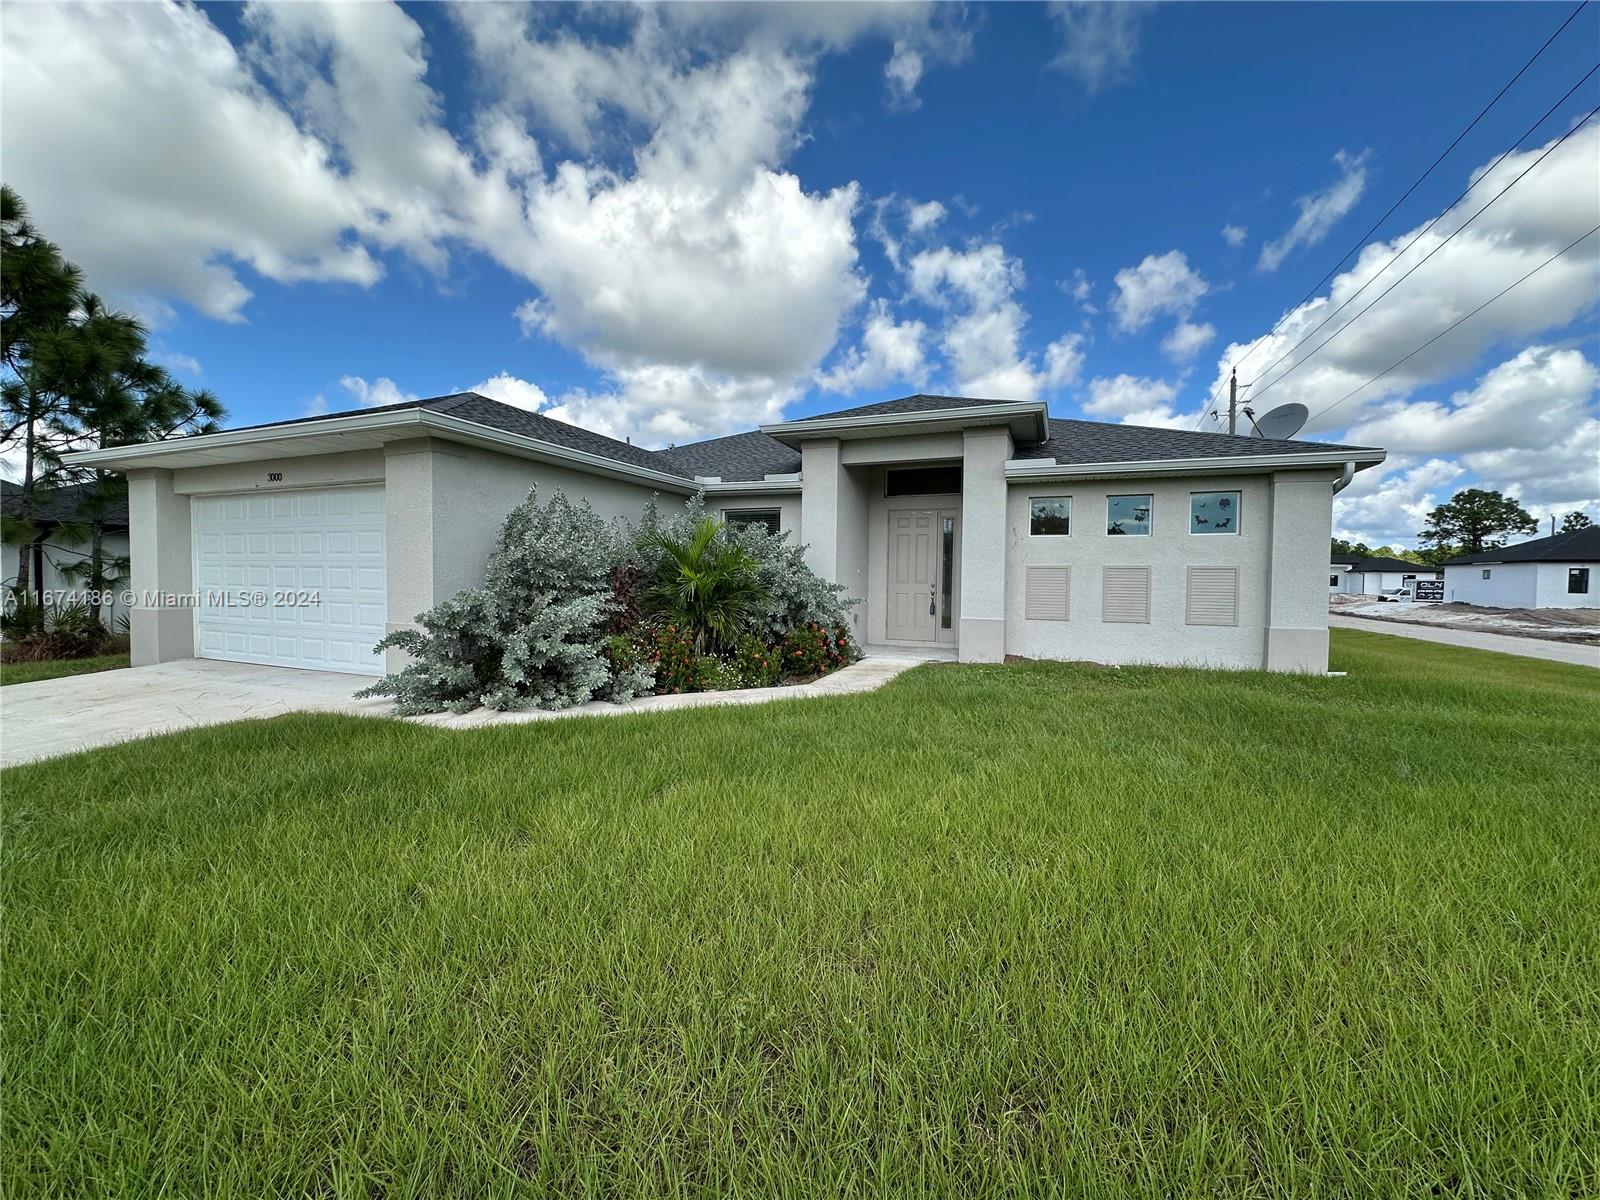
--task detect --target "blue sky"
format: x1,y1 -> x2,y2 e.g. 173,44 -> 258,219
3,1 -> 1597,547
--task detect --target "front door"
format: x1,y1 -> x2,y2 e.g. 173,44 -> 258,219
887,509 -> 940,642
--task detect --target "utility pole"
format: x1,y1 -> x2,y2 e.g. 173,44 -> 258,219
1228,369 -> 1238,435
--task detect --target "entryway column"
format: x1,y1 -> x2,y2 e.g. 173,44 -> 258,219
799,438 -> 869,642
958,428 -> 1011,662
126,468 -> 193,666
1265,471 -> 1332,672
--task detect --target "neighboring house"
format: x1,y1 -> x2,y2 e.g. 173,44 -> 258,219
1,479 -> 132,627
1441,527 -> 1600,609
63,392 -> 1384,677
1328,554 -> 1440,596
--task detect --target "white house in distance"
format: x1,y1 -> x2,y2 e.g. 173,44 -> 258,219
62,392 -> 1385,677
1,480 -> 132,627
1442,527 -> 1600,609
1328,553 -> 1441,597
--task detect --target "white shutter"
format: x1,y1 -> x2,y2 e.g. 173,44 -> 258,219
1102,566 -> 1151,623
1025,566 -> 1070,620
1186,565 -> 1238,626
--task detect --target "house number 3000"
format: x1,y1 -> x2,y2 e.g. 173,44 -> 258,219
266,472 -> 283,482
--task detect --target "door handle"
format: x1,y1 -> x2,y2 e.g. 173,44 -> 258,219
929,587 -> 936,617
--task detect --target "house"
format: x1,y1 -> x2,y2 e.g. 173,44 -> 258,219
1328,554 -> 1440,597
61,392 -> 1384,676
1441,527 -> 1600,609
2,479 -> 132,626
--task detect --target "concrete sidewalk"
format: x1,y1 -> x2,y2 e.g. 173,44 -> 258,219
1330,614 -> 1600,668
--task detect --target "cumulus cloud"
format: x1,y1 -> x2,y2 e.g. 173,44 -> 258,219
470,372 -> 552,413
1161,320 -> 1215,363
1212,125 -> 1600,441
339,376 -> 420,408
1258,149 -> 1370,272
1222,224 -> 1248,248
818,301 -> 930,393
1083,373 -> 1186,427
1049,2 -> 1145,94
1333,456 -> 1465,547
1111,250 -> 1209,333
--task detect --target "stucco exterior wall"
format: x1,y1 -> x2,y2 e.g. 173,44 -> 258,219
959,429 -> 1012,662
798,441 -> 870,642
3,532 -> 132,626
125,469 -> 193,666
706,492 -> 802,537
1444,561 -> 1598,608
1005,474 -> 1276,669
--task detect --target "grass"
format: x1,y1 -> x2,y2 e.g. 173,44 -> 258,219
3,628 -> 1597,1198
0,653 -> 130,687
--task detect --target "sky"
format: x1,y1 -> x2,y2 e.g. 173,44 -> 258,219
3,0 -> 1597,549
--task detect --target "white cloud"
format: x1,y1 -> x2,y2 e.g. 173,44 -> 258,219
1222,224 -> 1248,248
1111,250 -> 1209,333
339,375 -> 419,408
160,352 -> 203,377
1258,149 -> 1370,272
1215,125 -> 1600,436
906,200 -> 947,234
1049,2 -> 1144,94
1161,320 -> 1216,363
1043,334 -> 1087,390
470,373 -> 551,413
885,43 -> 925,109
1333,456 -> 1465,548
818,301 -> 929,393
546,365 -> 798,446
1083,373 -> 1186,427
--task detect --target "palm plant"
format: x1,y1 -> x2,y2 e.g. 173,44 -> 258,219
642,517 -> 767,653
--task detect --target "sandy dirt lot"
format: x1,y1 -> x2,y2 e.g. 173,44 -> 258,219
1329,594 -> 1600,645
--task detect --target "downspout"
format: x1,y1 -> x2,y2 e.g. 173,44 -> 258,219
1332,461 -> 1356,494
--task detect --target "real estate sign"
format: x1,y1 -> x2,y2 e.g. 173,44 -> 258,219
1413,579 -> 1444,602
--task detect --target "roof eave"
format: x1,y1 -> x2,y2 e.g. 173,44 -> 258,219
760,402 -> 1049,447
1003,448 -> 1385,481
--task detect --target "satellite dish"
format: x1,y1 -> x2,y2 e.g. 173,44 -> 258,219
1252,402 -> 1309,440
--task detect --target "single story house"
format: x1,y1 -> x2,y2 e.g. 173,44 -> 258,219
1328,554 -> 1440,596
62,392 -> 1384,676
1442,527 -> 1599,609
2,479 -> 132,626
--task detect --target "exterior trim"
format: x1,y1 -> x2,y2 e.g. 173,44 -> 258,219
761,402 -> 1048,447
1003,448 -> 1385,482
700,478 -> 804,495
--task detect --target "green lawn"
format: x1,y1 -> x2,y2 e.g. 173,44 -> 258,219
0,653 -> 130,687
3,629 -> 1597,1198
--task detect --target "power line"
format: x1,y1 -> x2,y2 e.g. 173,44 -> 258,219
1194,1 -> 1591,427
1300,224 -> 1600,427
1246,94 -> 1599,409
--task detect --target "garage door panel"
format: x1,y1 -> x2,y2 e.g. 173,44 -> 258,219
192,484 -> 386,676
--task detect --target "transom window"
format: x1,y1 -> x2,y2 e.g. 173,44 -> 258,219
1482,569 -> 1493,580
1570,567 -> 1591,595
885,465 -> 962,497
723,509 -> 780,536
1107,494 -> 1152,536
1030,496 -> 1071,536
1190,491 -> 1240,534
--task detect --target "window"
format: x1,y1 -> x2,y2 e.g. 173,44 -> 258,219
1570,567 -> 1591,595
1330,575 -> 1340,587
885,465 -> 961,497
1107,494 -> 1152,536
940,517 -> 955,629
1482,569 -> 1492,580
1189,491 -> 1240,534
723,509 -> 780,536
1030,496 -> 1071,536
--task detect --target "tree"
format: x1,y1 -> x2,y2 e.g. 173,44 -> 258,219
1561,511 -> 1594,532
642,516 -> 765,654
1418,488 -> 1537,555
1,185 -> 223,613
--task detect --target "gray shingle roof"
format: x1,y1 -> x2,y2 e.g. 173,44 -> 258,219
1,479 -> 129,529
1331,554 -> 1431,573
1444,527 -> 1600,565
793,394 -> 1024,421
656,431 -> 800,483
231,392 -> 691,479
1013,418 -> 1374,464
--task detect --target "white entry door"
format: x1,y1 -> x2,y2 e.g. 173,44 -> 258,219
192,485 -> 387,675
887,509 -> 939,642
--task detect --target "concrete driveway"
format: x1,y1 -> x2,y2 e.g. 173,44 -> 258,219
1330,614 -> 1600,668
1,660 -> 390,768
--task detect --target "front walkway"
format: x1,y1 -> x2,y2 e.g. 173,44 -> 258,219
2,654 -> 932,767
1329,614 -> 1600,668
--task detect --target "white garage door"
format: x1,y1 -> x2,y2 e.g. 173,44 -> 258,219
192,485 -> 386,675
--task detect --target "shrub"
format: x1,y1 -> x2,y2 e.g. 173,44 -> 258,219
358,490 -> 651,715
731,635 -> 782,688
1,596 -> 112,662
640,516 -> 766,653
781,622 -> 857,678
724,521 -> 857,642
